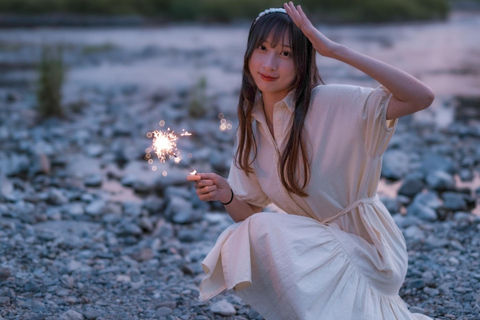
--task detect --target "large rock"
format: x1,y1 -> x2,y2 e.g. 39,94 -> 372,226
60,309 -> 84,320
420,154 -> 455,174
85,200 -> 107,216
381,150 -> 411,180
407,202 -> 438,222
398,173 -> 425,198
164,196 -> 193,222
441,192 -> 468,211
406,191 -> 442,221
210,300 -> 236,316
172,209 -> 203,224
425,170 -> 455,192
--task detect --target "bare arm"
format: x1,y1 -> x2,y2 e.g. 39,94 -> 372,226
284,2 -> 435,119
187,173 -> 262,222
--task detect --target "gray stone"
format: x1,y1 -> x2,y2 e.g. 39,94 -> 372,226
0,175 -> 14,200
398,176 -> 425,198
403,225 -> 425,241
138,217 -> 153,232
172,209 -> 203,224
458,168 -> 473,182
441,192 -> 468,211
420,154 -> 455,174
210,299 -> 236,316
409,306 -> 426,314
177,228 -> 203,242
381,150 -> 411,180
164,196 -> 192,221
406,278 -> 426,289
24,280 -> 42,293
123,202 -> 142,217
131,248 -> 154,262
60,310 -> 84,320
48,188 -> 69,205
454,212 -> 474,223
380,196 -> 401,214
425,170 -> 455,191
412,191 -> 442,209
423,287 -> 440,296
0,296 -> 10,305
424,235 -> 449,249
0,267 -> 11,282
118,221 -> 143,236
156,307 -> 173,316
84,174 -> 103,187
85,144 -> 104,157
83,309 -> 101,320
85,200 -> 106,216
407,202 -> 437,221
65,203 -> 85,216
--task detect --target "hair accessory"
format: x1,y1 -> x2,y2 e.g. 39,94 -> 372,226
221,188 -> 234,206
255,8 -> 287,23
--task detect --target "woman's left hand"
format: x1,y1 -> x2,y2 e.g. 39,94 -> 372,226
283,2 -> 338,57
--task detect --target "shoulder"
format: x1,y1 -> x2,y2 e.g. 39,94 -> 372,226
310,84 -> 375,110
311,84 -> 375,103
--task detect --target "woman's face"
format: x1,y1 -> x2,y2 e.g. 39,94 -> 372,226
248,33 -> 296,101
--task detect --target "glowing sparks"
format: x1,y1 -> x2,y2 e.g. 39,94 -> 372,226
148,130 -> 178,162
146,126 -> 197,174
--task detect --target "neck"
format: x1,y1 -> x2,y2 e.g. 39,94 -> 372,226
262,92 -> 286,122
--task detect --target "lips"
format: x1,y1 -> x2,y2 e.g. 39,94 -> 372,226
259,72 -> 278,82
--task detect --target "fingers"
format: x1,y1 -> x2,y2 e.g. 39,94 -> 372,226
186,174 -> 200,182
196,179 -> 218,201
284,2 -> 307,29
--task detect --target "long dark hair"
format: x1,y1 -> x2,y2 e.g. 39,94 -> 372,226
235,11 -> 323,197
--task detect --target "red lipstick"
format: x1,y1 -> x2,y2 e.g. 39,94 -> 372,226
259,72 -> 277,82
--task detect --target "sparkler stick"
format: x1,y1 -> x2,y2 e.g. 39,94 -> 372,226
146,129 -> 197,175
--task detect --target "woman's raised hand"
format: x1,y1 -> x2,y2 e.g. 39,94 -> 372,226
283,2 -> 338,57
187,173 -> 232,203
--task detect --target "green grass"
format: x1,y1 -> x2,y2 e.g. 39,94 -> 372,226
0,0 -> 450,23
36,45 -> 66,119
187,76 -> 209,119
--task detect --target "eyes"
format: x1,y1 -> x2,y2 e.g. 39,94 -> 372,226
257,44 -> 292,58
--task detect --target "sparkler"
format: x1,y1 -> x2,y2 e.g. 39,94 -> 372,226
145,128 -> 197,175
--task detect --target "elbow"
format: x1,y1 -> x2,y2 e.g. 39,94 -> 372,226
418,87 -> 435,111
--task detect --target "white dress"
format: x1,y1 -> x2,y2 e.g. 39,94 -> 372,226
199,84 -> 431,320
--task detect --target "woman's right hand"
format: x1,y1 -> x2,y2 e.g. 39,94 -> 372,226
187,173 -> 232,204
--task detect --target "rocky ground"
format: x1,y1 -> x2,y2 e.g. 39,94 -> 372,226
1,82 -> 479,320
1,20 -> 480,320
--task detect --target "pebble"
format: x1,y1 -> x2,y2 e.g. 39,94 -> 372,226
0,268 -> 11,282
210,300 -> 237,316
59,310 -> 84,320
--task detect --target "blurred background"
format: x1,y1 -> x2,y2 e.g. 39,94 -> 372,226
0,1 -> 479,319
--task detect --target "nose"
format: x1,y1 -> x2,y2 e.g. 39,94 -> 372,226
263,52 -> 278,71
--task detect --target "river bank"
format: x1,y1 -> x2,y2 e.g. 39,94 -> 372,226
0,11 -> 479,320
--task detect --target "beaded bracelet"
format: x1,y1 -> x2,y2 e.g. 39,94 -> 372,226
220,188 -> 234,205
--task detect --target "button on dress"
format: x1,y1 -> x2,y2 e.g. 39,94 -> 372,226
199,84 -> 431,320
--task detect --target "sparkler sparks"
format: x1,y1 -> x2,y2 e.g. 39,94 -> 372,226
145,128 -> 196,175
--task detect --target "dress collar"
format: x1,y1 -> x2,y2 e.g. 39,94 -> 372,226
251,90 -> 295,123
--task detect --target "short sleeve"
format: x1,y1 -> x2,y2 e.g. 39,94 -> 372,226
360,86 -> 397,158
227,158 -> 271,208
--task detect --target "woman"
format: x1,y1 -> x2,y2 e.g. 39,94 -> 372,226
187,2 -> 434,319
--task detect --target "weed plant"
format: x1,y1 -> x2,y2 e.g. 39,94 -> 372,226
188,76 -> 209,119
37,45 -> 66,118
